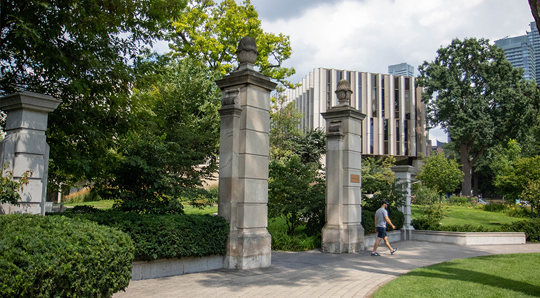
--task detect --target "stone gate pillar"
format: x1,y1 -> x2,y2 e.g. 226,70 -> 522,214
391,166 -> 415,240
321,80 -> 366,253
216,37 -> 276,269
0,92 -> 61,215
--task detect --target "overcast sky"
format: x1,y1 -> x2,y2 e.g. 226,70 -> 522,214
247,0 -> 535,143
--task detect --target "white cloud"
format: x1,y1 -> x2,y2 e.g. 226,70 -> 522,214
258,0 -> 533,83
255,0 -> 534,142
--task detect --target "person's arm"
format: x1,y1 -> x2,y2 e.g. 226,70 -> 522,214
384,215 -> 395,229
374,215 -> 377,232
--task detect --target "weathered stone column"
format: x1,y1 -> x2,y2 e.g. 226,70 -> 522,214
391,165 -> 415,240
321,80 -> 366,253
0,92 -> 61,215
216,37 -> 276,269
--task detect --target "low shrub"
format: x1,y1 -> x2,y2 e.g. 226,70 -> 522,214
411,217 -> 439,230
505,205 -> 531,218
0,214 -> 134,298
269,229 -> 320,251
415,219 -> 540,243
388,206 -> 405,231
362,209 -> 375,234
483,203 -> 509,212
434,224 -> 496,232
501,219 -> 540,242
448,196 -> 469,205
52,208 -> 229,261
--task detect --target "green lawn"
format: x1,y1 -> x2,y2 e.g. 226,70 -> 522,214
63,200 -> 217,215
63,200 -> 114,209
374,253 -> 540,298
411,205 -> 526,227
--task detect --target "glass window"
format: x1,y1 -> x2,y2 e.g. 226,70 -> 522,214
336,71 -> 342,82
346,71 -> 351,83
370,118 -> 374,154
396,120 -> 400,155
394,77 -> 400,118
384,119 -> 389,155
357,73 -> 362,111
372,74 -> 378,118
326,69 -> 332,108
381,76 -> 385,118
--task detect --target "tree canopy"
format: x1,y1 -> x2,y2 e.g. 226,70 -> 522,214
1,0 -> 187,188
417,37 -> 537,197
170,0 -> 296,86
417,153 -> 463,196
1,0 -> 296,198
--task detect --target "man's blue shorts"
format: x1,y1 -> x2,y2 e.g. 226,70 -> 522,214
376,227 -> 387,238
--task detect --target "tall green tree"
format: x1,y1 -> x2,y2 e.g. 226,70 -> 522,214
417,153 -> 463,196
1,0 -> 187,187
98,58 -> 221,214
417,37 -> 537,197
170,0 -> 296,86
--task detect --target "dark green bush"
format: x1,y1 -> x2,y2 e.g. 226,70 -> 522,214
414,219 -> 540,243
411,217 -> 438,230
483,203 -> 509,212
362,209 -> 375,234
434,224 -> 496,232
54,209 -> 229,261
388,206 -> 405,231
0,214 -> 134,298
501,219 -> 540,242
448,196 -> 469,205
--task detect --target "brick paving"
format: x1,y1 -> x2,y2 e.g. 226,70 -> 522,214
114,241 -> 540,298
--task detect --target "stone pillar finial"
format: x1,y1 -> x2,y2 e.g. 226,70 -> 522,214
236,36 -> 258,71
335,79 -> 353,106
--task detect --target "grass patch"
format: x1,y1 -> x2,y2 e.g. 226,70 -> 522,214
63,200 -> 217,215
182,205 -> 217,215
64,200 -> 114,209
374,253 -> 540,298
411,205 -> 526,227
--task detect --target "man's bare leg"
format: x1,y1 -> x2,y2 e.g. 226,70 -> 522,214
372,237 -> 382,253
383,237 -> 393,251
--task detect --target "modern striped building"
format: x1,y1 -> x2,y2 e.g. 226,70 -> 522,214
285,68 -> 428,166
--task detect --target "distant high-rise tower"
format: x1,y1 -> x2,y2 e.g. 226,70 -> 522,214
388,63 -> 414,77
529,21 -> 540,79
494,21 -> 538,81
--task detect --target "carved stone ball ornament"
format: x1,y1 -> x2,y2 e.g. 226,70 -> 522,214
237,36 -> 258,64
335,79 -> 353,106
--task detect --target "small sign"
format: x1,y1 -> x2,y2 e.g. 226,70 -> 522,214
350,174 -> 360,183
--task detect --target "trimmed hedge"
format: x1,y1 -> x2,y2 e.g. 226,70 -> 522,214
0,214 -> 134,298
362,207 -> 404,235
415,219 -> 540,243
54,208 -> 229,261
501,219 -> 540,242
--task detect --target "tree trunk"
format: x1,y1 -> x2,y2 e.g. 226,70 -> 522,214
460,144 -> 472,198
473,169 -> 479,197
529,0 -> 540,33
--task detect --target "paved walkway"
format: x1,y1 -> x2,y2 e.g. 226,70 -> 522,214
114,241 -> 540,298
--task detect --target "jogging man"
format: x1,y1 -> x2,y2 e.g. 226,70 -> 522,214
371,200 -> 397,256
